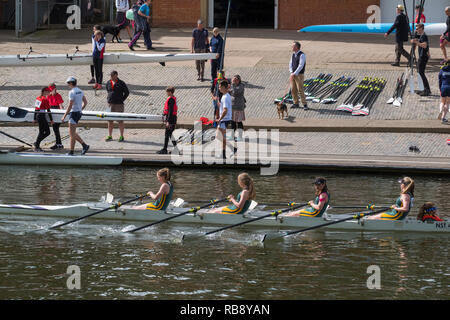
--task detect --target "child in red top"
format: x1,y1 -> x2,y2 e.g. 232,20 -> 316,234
47,83 -> 64,150
33,87 -> 53,152
157,86 -> 178,154
417,202 -> 444,222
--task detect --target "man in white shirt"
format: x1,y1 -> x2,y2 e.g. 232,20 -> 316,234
214,80 -> 237,159
62,77 -> 89,156
116,0 -> 133,41
289,41 -> 308,110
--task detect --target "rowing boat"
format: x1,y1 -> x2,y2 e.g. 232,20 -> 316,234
0,107 -> 162,123
0,151 -> 122,166
299,23 -> 446,36
0,200 -> 448,233
0,52 -> 217,67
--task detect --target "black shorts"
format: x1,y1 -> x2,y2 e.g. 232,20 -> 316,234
441,87 -> 450,97
69,111 -> 82,124
116,11 -> 130,28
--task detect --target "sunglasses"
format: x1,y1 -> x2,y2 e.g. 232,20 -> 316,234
424,207 -> 437,213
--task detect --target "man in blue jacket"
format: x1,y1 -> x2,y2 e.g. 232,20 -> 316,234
385,4 -> 411,67
210,27 -> 224,82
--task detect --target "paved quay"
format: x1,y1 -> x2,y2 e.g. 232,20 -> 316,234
0,28 -> 449,172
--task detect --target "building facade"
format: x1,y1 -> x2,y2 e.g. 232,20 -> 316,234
2,0 -> 448,36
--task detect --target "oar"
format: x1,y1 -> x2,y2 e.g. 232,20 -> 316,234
49,194 -> 146,230
261,206 -> 391,242
6,106 -> 153,121
0,130 -> 33,147
124,197 -> 229,233
182,202 -> 309,241
329,204 -> 388,210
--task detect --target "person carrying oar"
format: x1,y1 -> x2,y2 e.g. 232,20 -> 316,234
367,177 -> 415,220
283,177 -> 329,217
132,168 -> 174,211
208,173 -> 255,215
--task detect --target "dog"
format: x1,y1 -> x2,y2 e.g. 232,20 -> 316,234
275,102 -> 288,119
99,25 -> 123,43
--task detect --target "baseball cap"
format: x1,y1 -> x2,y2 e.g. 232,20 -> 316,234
66,76 -> 77,83
397,4 -> 405,11
313,177 -> 327,185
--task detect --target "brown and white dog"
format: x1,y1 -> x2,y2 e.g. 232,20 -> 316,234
276,102 -> 288,119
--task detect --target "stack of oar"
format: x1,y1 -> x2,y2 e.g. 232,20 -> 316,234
337,77 -> 386,116
387,73 -> 407,107
304,73 -> 333,97
309,76 -> 356,104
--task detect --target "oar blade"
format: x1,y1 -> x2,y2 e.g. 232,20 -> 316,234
7,107 -> 28,118
181,233 -> 205,241
261,232 -> 286,242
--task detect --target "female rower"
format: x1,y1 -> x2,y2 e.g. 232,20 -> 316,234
209,173 -> 255,214
132,168 -> 174,211
284,177 -> 330,217
33,87 -> 53,152
417,202 -> 443,222
368,177 -> 415,220
47,83 -> 64,150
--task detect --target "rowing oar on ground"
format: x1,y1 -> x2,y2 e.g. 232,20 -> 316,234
181,202 -> 309,241
124,197 -> 229,233
261,206 -> 391,242
0,130 -> 33,147
49,194 -> 147,230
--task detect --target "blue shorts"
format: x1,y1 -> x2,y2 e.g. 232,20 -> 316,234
218,120 -> 231,129
69,111 -> 82,125
441,87 -> 450,97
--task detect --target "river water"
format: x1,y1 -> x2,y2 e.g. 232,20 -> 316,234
0,166 -> 448,299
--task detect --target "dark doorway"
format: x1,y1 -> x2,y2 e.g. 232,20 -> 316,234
214,0 -> 274,28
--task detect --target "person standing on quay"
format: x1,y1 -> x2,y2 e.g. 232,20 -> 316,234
105,70 -> 129,142
61,77 -> 89,156
192,19 -> 209,81
229,74 -> 246,141
440,7 -> 450,63
412,24 -> 431,96
438,61 -> 450,124
210,27 -> 224,82
289,41 -> 308,110
385,4 -> 411,67
92,30 -> 106,89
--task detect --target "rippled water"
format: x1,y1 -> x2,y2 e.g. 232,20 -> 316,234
0,166 -> 449,299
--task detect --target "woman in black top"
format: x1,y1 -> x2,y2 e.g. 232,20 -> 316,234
412,24 -> 431,96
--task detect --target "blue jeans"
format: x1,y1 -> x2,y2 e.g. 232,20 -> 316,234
143,29 -> 152,49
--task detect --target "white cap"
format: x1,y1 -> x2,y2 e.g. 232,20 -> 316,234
66,76 -> 77,83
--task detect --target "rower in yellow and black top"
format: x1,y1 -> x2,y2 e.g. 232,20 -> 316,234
131,168 -> 174,212
284,177 -> 330,217
208,173 -> 256,214
368,177 -> 415,220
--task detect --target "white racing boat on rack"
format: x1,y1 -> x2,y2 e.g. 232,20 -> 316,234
0,50 -> 217,67
0,196 -> 448,233
0,106 -> 162,123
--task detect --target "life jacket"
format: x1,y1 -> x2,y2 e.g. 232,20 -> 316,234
164,96 -> 178,116
421,214 -> 443,222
